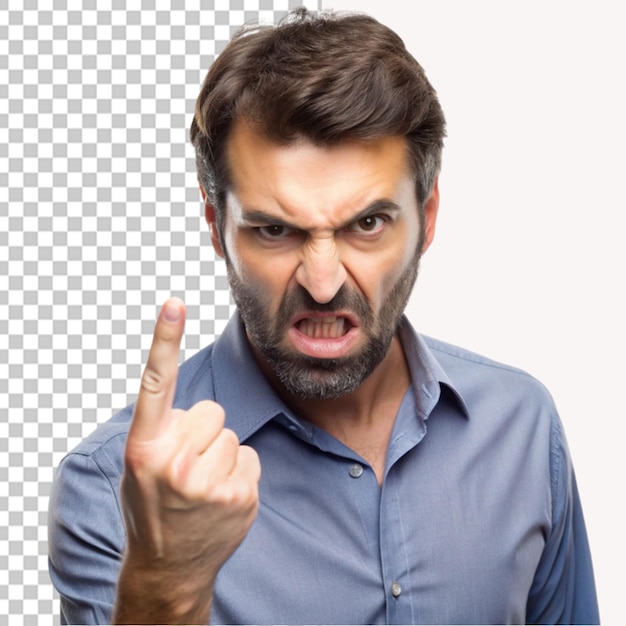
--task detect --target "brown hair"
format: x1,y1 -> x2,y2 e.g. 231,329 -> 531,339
190,7 -> 446,234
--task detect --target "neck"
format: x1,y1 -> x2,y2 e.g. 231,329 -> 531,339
253,333 -> 411,482
286,335 -> 409,423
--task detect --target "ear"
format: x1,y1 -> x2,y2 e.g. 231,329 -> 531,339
421,176 -> 440,254
200,185 -> 225,259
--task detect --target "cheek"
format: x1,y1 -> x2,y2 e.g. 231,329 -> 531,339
232,245 -> 296,300
345,254 -> 395,311
347,232 -> 418,304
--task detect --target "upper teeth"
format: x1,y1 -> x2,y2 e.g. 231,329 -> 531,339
300,317 -> 346,339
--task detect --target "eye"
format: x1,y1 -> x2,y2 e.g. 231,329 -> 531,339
256,224 -> 294,239
348,215 -> 387,235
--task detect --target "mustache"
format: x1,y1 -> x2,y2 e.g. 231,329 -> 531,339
276,285 -> 374,324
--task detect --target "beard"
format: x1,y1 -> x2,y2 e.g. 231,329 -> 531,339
226,248 -> 422,400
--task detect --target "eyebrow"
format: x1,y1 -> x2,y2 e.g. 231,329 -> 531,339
240,199 -> 402,231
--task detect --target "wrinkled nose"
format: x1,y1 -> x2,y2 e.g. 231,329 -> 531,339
295,238 -> 347,304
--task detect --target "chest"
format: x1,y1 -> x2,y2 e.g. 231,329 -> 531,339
210,418 -> 550,624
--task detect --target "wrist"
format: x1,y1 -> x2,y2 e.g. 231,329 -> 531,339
114,553 -> 215,625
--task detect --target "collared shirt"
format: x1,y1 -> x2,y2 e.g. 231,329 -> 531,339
48,314 -> 599,624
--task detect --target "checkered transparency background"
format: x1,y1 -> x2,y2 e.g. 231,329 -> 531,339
0,1 -> 318,623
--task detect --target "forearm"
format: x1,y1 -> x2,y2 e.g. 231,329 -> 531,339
113,556 -> 215,625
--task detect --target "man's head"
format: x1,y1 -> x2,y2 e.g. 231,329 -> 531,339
190,7 -> 446,241
190,8 -> 446,399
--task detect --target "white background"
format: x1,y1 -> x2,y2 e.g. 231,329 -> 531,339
322,0 -> 625,623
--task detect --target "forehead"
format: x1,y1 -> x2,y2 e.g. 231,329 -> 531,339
224,120 -> 415,227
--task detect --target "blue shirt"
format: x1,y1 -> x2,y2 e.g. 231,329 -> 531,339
48,314 -> 599,624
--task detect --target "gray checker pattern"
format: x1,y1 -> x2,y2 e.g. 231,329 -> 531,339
0,1 -> 317,623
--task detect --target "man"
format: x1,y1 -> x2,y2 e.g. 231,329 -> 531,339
49,8 -> 599,625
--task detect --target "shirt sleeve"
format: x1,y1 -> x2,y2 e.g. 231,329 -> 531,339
48,449 -> 125,625
525,414 -> 600,625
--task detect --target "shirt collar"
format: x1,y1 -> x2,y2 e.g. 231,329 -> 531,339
211,313 -> 470,442
398,317 -> 471,420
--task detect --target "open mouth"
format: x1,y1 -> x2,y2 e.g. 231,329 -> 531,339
295,316 -> 354,339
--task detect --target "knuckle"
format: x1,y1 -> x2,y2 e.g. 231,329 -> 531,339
234,480 -> 260,514
195,400 -> 226,425
211,401 -> 226,421
122,449 -> 156,485
239,443 -> 259,461
140,367 -> 166,395
163,457 -> 187,491
221,428 -> 240,448
238,445 -> 262,477
213,479 -> 257,511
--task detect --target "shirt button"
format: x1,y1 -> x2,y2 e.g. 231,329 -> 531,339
349,463 -> 364,478
391,581 -> 402,597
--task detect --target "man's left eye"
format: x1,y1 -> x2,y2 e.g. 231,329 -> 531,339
349,215 -> 386,234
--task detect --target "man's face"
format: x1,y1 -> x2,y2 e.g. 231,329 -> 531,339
205,121 -> 438,399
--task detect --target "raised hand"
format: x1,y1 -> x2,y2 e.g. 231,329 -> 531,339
114,298 -> 261,625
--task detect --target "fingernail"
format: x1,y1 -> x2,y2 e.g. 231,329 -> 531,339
162,299 -> 182,323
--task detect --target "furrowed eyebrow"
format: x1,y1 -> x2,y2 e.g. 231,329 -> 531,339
347,200 -> 401,227
240,210 -> 298,229
240,199 -> 401,231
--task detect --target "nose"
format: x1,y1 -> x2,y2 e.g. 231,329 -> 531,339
295,237 -> 347,304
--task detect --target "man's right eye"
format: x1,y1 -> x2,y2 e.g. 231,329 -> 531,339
256,225 -> 293,239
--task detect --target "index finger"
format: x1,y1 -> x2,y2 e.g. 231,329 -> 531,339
130,297 -> 186,441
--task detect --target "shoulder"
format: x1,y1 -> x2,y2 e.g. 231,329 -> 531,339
418,334 -> 559,439
423,334 -> 536,377
423,334 -> 555,402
